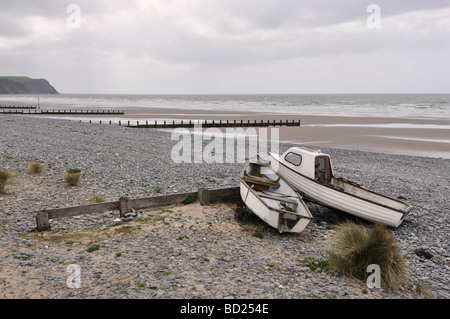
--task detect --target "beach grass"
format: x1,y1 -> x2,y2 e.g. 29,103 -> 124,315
90,194 -> 105,203
327,222 -> 408,290
27,162 -> 44,175
414,280 -> 435,299
0,169 -> 13,194
64,171 -> 81,187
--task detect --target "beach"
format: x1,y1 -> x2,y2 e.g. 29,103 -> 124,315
31,112 -> 450,159
2,94 -> 449,159
293,115 -> 450,159
0,114 -> 449,299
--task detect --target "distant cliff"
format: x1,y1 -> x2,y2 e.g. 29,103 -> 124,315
0,76 -> 59,94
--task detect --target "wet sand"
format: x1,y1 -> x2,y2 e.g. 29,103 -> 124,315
4,103 -> 450,158
281,115 -> 450,159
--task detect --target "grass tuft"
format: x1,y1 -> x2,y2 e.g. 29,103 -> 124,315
87,244 -> 100,253
301,257 -> 329,272
90,194 -> 104,203
252,231 -> 264,239
154,186 -> 162,193
28,162 -> 44,175
182,194 -> 197,205
414,280 -> 435,299
64,169 -> 81,187
0,170 -> 13,194
327,222 -> 408,290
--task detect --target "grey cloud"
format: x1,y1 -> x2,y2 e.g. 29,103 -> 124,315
197,0 -> 450,31
0,12 -> 29,37
1,0 -> 449,93
0,0 -> 106,17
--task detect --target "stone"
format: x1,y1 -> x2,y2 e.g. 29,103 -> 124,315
161,282 -> 170,290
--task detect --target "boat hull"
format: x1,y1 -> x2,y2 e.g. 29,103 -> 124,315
240,181 -> 312,233
240,157 -> 313,233
271,154 -> 410,228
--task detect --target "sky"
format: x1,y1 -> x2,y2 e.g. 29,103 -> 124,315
1,0 -> 450,94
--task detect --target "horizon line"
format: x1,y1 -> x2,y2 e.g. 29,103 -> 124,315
53,92 -> 450,95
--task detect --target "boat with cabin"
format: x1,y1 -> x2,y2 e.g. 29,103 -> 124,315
270,147 -> 412,227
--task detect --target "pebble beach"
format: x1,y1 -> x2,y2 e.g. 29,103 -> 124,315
0,114 -> 449,299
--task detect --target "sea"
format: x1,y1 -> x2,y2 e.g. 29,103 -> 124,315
1,93 -> 450,120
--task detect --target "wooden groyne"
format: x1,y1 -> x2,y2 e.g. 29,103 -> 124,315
0,105 -> 37,109
1,108 -> 301,128
123,119 -> 301,128
0,109 -> 124,115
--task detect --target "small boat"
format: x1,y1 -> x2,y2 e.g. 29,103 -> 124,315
240,155 -> 313,233
270,147 -> 413,227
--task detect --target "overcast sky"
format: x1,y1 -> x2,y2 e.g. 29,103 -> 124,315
1,0 -> 449,94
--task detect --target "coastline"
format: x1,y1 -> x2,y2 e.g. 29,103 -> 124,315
2,94 -> 450,159
289,115 -> 450,159
0,114 -> 449,299
20,110 -> 450,159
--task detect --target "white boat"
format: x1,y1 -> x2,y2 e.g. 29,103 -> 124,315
240,155 -> 313,233
270,147 -> 412,228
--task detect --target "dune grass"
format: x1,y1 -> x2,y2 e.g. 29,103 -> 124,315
28,162 -> 44,175
327,222 -> 408,290
64,170 -> 81,187
90,194 -> 105,203
0,169 -> 13,194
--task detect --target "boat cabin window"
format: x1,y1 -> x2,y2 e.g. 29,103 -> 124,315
285,152 -> 302,166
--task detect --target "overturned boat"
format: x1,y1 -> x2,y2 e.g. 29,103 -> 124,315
240,155 -> 313,233
270,147 -> 412,228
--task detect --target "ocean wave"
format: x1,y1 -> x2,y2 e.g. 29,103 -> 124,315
2,94 -> 450,120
